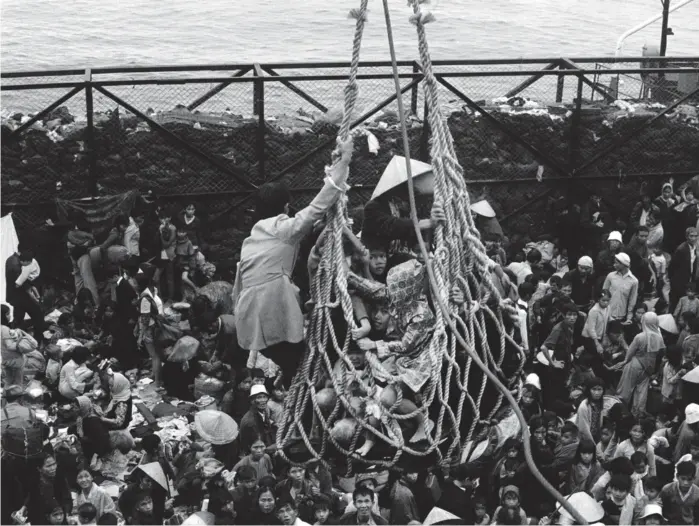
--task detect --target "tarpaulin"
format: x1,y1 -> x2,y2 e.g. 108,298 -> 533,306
0,213 -> 20,305
56,191 -> 139,239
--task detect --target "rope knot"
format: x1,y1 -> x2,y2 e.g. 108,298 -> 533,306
409,11 -> 436,26
348,8 -> 368,22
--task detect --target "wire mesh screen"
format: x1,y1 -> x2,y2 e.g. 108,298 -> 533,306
2,60 -> 698,264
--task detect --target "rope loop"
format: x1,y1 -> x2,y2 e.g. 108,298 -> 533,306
348,8 -> 368,21
409,11 -> 436,26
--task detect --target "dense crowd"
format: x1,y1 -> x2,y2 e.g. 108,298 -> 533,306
3,147 -> 699,525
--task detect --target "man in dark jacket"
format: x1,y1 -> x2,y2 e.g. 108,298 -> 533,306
564,256 -> 596,311
669,227 -> 699,311
337,486 -> 387,525
5,244 -> 45,342
239,385 -> 277,453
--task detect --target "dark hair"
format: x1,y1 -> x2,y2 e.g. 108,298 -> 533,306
76,288 -> 95,309
644,476 -> 662,492
561,421 -> 578,437
255,485 -> 277,511
276,494 -> 297,512
549,275 -> 563,288
528,415 -> 545,431
237,465 -> 258,482
352,485 -> 374,503
256,181 -> 290,220
599,289 -> 612,300
97,513 -> 118,525
608,473 -> 632,492
607,457 -> 634,477
691,435 -> 699,448
607,319 -> 624,335
1,304 -> 10,325
526,249 -> 542,265
518,282 -> 535,300
18,249 -> 34,263
637,225 -> 649,234
687,282 -> 697,293
503,458 -> 519,472
251,368 -> 266,379
524,272 -> 541,287
141,434 -> 161,454
134,273 -> 152,292
560,277 -> 573,289
258,475 -> 277,489
72,346 -> 90,365
574,440 -> 597,463
313,493 -> 331,511
578,353 -> 593,368
57,313 -> 73,326
364,237 -> 389,254
561,303 -> 579,316
666,345 -> 683,369
158,207 -> 173,220
78,503 -> 97,522
114,215 -> 129,229
630,451 -> 648,467
677,461 -> 697,479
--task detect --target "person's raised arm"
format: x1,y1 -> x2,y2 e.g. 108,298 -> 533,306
276,137 -> 353,242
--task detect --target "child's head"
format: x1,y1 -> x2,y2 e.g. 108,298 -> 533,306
521,384 -> 538,407
236,465 -> 258,492
687,282 -> 697,299
666,345 -> 684,369
560,421 -> 578,446
517,282 -> 535,303
562,303 -> 579,326
237,369 -> 253,392
185,203 -> 196,218
275,495 -> 299,526
529,415 -> 546,444
114,215 -> 129,234
503,438 -> 521,460
472,494 -> 487,519
630,451 -> 648,474
680,311 -> 695,329
608,473 -> 632,502
643,476 -> 662,501
586,377 -> 604,402
158,207 -> 172,225
575,440 -> 596,466
500,485 -> 520,509
370,302 -> 390,333
560,278 -> 573,298
287,465 -> 306,485
364,239 -> 388,278
598,289 -> 611,309
78,503 -> 97,525
141,434 -> 161,456
176,229 -> 189,242
606,319 -> 624,343
549,275 -> 562,293
97,513 -> 118,525
48,506 -> 66,525
19,249 -> 34,265
251,368 -> 266,386
690,435 -> 699,460
600,419 -> 614,445
639,504 -> 664,526
677,461 -> 697,492
578,352 -> 594,372
313,493 -> 332,524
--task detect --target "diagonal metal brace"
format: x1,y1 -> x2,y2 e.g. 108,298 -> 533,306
575,85 -> 699,175
7,86 -> 84,140
262,66 -> 328,113
186,67 -> 252,111
435,76 -> 572,178
94,85 -> 257,190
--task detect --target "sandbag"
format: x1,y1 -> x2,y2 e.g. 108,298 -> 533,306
16,331 -> 38,354
23,350 -> 47,377
193,374 -> 225,401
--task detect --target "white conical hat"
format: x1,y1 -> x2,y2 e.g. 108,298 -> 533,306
137,462 -> 169,491
470,199 -> 496,218
182,511 -> 215,525
683,366 -> 699,384
423,507 -> 461,525
557,492 -> 604,523
524,373 -> 541,390
658,314 -> 679,334
371,155 -> 434,200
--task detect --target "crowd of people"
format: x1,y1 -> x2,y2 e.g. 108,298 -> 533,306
3,145 -> 699,525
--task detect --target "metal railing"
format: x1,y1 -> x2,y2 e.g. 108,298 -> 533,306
2,57 -> 698,251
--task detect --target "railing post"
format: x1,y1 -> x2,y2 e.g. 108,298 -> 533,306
411,61 -> 420,116
253,64 -> 265,182
419,99 -> 429,161
569,74 -> 584,174
556,73 -> 565,102
84,69 -> 98,196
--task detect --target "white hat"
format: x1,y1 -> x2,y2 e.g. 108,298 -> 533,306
524,373 -> 541,391
470,200 -> 496,218
685,403 -> 699,425
639,504 -> 664,520
249,384 -> 269,399
577,256 -> 593,268
536,351 -> 553,367
608,231 -> 623,242
557,492 -> 604,523
658,313 -> 679,334
683,366 -> 699,384
423,507 -> 460,525
615,252 -> 631,267
371,155 -> 434,200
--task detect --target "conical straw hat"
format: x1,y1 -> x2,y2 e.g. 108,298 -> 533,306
556,492 -> 604,523
423,507 -> 461,525
470,199 -> 496,218
683,365 -> 699,384
136,462 -> 169,491
658,314 -> 679,334
194,409 -> 239,445
182,511 -> 215,525
371,155 -> 434,200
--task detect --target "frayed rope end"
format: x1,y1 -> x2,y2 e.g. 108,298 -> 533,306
348,8 -> 368,22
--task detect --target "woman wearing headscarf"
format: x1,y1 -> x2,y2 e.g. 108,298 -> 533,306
97,371 -> 133,430
616,312 -> 666,417
70,396 -> 111,467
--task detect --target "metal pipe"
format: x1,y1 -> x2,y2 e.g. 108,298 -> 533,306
85,69 -> 98,196
615,0 -> 697,56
